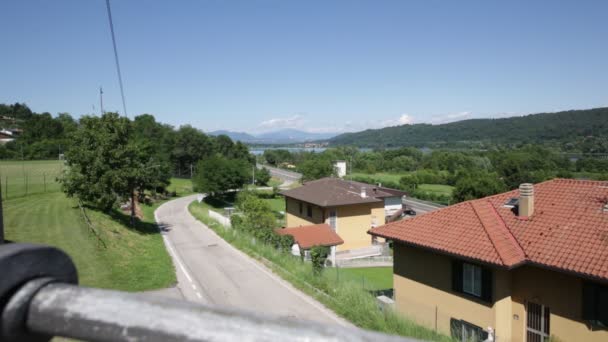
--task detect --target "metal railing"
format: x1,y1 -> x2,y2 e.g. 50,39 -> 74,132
0,243 -> 417,342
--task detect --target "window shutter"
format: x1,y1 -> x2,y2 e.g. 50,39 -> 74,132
481,267 -> 493,302
582,282 -> 596,321
452,260 -> 463,292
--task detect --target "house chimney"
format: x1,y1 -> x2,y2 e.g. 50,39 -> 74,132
361,187 -> 367,198
519,183 -> 534,217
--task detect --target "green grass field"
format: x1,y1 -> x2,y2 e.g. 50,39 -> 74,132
351,172 -> 454,196
417,184 -> 454,197
0,160 -> 65,199
263,196 -> 285,213
351,172 -> 403,183
166,177 -> 194,196
337,267 -> 393,290
4,183 -> 177,291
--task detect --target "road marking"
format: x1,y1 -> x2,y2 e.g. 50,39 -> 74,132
155,205 -> 205,302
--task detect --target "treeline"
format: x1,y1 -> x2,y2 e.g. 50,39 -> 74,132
261,146 -> 608,203
0,103 -> 252,177
328,107 -> 608,150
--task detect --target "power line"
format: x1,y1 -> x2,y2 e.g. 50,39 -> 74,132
105,0 -> 128,117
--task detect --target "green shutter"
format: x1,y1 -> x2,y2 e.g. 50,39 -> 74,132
452,260 -> 463,292
582,282 -> 596,321
481,267 -> 493,302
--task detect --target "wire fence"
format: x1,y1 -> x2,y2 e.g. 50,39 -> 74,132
0,160 -> 65,199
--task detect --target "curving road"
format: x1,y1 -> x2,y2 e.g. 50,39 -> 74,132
154,195 -> 348,326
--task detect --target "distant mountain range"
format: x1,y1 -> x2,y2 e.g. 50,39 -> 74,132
209,128 -> 339,144
328,107 -> 608,148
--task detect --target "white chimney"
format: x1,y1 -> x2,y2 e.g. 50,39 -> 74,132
361,187 -> 367,198
519,183 -> 534,217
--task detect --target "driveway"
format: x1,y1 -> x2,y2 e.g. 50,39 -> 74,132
154,195 -> 349,326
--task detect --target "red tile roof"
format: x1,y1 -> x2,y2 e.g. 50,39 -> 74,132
277,223 -> 344,249
370,179 -> 608,281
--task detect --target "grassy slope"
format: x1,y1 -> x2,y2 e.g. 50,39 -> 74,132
0,160 -> 65,198
338,267 -> 393,291
417,184 -> 454,197
166,177 -> 194,196
4,191 -> 176,291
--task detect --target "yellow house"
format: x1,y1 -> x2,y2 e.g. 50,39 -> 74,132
370,179 -> 608,342
281,177 -> 406,252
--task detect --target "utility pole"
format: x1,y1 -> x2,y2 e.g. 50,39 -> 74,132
0,179 -> 4,244
99,87 -> 104,115
190,164 -> 193,179
252,165 -> 256,185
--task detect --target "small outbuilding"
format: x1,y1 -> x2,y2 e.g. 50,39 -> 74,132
276,223 -> 343,265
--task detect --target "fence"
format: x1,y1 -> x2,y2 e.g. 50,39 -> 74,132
336,256 -> 393,268
0,160 -> 64,199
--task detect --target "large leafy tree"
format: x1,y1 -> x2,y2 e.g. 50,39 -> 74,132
171,125 -> 214,176
193,155 -> 249,195
299,158 -> 335,182
61,113 -> 170,224
452,171 -> 506,203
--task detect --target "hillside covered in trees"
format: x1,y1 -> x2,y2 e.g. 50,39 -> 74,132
329,107 -> 608,149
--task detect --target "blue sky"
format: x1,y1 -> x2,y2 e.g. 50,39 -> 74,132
2,1 -> 607,133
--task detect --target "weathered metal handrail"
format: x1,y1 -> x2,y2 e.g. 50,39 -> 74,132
0,243 -> 416,342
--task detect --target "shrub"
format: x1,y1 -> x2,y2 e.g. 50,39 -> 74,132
310,245 -> 330,275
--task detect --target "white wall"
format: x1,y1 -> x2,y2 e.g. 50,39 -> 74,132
384,196 -> 403,216
334,161 -> 347,178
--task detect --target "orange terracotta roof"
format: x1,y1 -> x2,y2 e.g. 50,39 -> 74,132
370,179 -> 608,281
277,223 -> 344,249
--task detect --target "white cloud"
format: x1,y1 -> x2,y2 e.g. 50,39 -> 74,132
398,114 -> 413,125
258,114 -> 305,129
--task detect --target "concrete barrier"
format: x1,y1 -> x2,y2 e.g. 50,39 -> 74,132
208,210 -> 231,227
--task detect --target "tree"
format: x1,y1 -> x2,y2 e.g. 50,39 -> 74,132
299,158 -> 335,181
399,174 -> 419,192
452,172 -> 506,203
60,113 -> 170,224
256,167 -> 271,186
235,191 -> 277,231
193,156 -> 249,195
171,125 -> 214,176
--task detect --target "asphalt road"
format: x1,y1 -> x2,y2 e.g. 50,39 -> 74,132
402,197 -> 444,215
154,195 -> 348,326
257,164 -> 302,183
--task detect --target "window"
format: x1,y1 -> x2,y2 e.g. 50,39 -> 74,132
452,260 -> 492,302
299,202 -> 303,215
450,319 -> 488,342
527,301 -> 550,342
583,282 -> 608,328
463,263 -> 482,297
328,210 -> 337,230
307,205 -> 312,218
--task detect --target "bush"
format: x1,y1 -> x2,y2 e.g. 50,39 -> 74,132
310,245 -> 330,275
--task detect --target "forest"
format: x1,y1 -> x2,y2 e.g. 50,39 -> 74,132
329,107 -> 608,151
